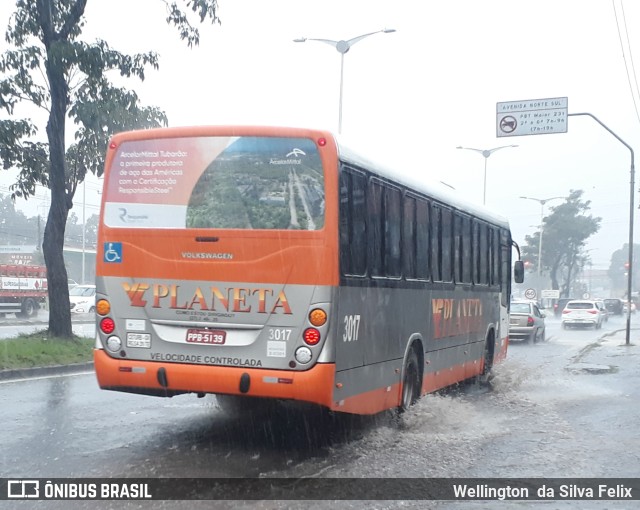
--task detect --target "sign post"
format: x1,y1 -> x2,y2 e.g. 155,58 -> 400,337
540,289 -> 560,300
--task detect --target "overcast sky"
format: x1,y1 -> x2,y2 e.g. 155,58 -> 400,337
2,0 -> 640,269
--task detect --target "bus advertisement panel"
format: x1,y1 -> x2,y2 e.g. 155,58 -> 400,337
94,126 -> 523,415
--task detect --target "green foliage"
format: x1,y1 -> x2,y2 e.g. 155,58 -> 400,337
522,189 -> 601,297
0,193 -> 40,245
608,243 -> 640,292
65,209 -> 98,247
0,192 -> 97,249
165,0 -> 221,47
0,0 -> 220,338
0,0 -> 220,193
0,332 -> 93,370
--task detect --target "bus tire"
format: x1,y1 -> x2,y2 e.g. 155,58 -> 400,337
477,334 -> 495,385
399,348 -> 421,413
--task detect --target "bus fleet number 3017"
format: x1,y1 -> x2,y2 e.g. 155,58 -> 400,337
343,314 -> 361,342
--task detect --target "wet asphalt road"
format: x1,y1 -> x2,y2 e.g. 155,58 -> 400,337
1,315 -> 639,509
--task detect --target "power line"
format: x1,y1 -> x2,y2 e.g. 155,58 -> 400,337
0,229 -> 39,242
620,1 -> 640,109
612,0 -> 640,124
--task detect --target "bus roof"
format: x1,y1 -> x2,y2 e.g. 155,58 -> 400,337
335,136 -> 511,230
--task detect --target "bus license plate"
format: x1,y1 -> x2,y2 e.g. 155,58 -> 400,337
186,329 -> 226,345
127,333 -> 151,348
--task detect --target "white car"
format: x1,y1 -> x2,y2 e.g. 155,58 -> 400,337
561,299 -> 605,329
594,300 -> 608,322
69,284 -> 96,314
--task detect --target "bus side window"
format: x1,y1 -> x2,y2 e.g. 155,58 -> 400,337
472,220 -> 481,285
479,222 -> 489,285
441,207 -> 453,282
339,170 -> 350,274
430,204 -> 441,281
369,180 -> 384,277
453,213 -> 462,283
384,185 -> 401,278
339,167 -> 367,276
403,195 -> 416,279
491,228 -> 500,286
462,216 -> 472,283
415,199 -> 430,280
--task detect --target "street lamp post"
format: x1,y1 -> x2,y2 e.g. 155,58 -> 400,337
82,180 -> 86,284
456,145 -> 518,205
520,195 -> 564,277
294,29 -> 396,134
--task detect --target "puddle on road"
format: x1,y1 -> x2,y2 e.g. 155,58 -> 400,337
565,363 -> 619,375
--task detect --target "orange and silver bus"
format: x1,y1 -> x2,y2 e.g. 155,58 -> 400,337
94,126 -> 524,415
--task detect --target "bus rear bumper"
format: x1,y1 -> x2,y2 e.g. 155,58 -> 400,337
93,349 -> 335,408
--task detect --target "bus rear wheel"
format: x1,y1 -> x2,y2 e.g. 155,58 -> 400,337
399,349 -> 421,413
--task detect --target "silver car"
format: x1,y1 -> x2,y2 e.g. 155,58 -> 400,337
509,301 -> 546,344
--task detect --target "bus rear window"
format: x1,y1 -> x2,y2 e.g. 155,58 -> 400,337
104,136 -> 325,230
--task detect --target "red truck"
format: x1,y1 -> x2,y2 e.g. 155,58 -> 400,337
0,264 -> 48,318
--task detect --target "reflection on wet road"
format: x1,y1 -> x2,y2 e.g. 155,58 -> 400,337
0,373 -> 393,478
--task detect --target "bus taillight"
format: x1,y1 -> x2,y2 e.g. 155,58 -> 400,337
96,299 -> 110,316
100,317 -> 116,334
309,308 -> 327,327
303,328 -> 321,345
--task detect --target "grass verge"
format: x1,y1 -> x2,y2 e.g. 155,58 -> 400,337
0,331 -> 93,371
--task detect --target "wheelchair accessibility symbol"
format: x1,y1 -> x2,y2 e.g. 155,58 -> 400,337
104,242 -> 122,263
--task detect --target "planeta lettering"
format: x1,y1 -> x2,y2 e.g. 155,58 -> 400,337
122,282 -> 293,314
432,298 -> 484,339
123,282 -> 150,307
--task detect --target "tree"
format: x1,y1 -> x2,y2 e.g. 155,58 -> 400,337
0,193 -> 36,245
608,244 -> 640,296
522,190 -> 600,297
84,213 -> 98,248
0,0 -> 220,337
